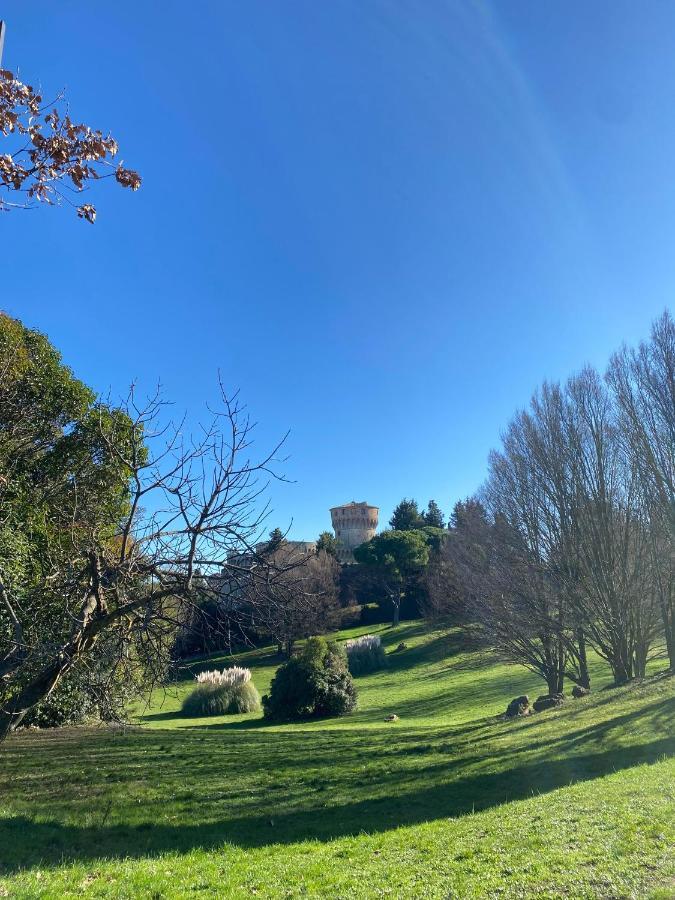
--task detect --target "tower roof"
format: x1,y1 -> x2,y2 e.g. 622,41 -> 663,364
329,500 -> 379,512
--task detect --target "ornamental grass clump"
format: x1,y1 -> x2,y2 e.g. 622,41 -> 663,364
195,666 -> 251,687
182,666 -> 260,717
345,634 -> 387,675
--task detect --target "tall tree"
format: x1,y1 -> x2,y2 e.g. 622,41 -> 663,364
316,531 -> 337,557
354,530 -> 430,626
607,310 -> 675,670
389,498 -> 422,531
423,500 -> 445,529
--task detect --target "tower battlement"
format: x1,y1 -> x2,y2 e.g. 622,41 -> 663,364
330,501 -> 379,564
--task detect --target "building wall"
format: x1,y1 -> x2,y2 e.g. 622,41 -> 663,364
330,501 -> 379,564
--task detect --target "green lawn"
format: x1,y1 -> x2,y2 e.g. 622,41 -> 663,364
0,622 -> 673,898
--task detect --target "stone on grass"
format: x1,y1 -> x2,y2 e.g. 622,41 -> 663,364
533,693 -> 565,713
505,695 -> 530,718
572,685 -> 590,698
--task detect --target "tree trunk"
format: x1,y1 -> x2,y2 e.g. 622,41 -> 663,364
611,652 -> 632,686
555,639 -> 566,694
391,597 -> 401,627
577,628 -> 591,690
0,651 -> 76,739
633,641 -> 649,679
545,671 -> 560,696
660,597 -> 675,671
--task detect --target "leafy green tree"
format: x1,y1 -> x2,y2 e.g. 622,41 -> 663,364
423,500 -> 445,528
316,531 -> 337,557
354,529 -> 430,626
389,498 -> 423,531
0,314 -> 140,728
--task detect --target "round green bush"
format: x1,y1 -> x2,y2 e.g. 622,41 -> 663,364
181,679 -> 260,717
263,636 -> 357,721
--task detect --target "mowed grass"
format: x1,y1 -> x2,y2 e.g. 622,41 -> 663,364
0,622 -> 673,899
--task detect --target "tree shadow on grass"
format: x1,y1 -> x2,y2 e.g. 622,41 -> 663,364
1,722 -> 673,874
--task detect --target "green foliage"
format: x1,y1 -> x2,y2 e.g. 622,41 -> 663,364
181,680 -> 260,717
315,531 -> 337,556
418,526 -> 446,552
20,640 -> 148,728
262,636 -> 357,721
354,529 -> 431,583
389,498 -> 423,531
354,530 -> 432,625
265,528 -> 286,554
21,676 -> 97,729
0,314 -> 142,727
423,500 -> 445,528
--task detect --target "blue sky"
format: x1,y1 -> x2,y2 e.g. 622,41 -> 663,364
2,1 -> 673,539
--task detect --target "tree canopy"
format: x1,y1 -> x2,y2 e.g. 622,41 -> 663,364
354,529 -> 431,626
423,500 -> 445,528
389,498 -> 423,531
316,531 -> 337,557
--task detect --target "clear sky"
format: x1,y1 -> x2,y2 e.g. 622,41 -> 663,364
2,1 -> 673,540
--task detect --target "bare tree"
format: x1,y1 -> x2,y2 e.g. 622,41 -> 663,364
564,369 -> 662,682
229,539 -> 340,657
437,352 -> 668,693
0,385 -> 303,739
607,311 -> 675,669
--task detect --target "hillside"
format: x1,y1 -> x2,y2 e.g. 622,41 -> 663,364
0,623 -> 673,898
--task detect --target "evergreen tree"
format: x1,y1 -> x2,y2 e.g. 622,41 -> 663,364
389,498 -> 422,531
267,527 -> 286,552
316,531 -> 337,557
423,500 -> 445,528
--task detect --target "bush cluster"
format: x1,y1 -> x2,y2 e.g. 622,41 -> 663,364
19,640 -> 147,729
345,634 -> 387,675
182,666 -> 260,717
263,637 -> 357,721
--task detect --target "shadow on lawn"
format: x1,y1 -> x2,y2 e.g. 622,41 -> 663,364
1,697 -> 674,874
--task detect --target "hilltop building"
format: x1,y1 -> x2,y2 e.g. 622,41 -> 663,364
330,501 -> 379,564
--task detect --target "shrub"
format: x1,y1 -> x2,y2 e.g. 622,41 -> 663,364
21,675 -> 98,728
345,633 -> 387,675
20,638 -> 147,728
182,666 -> 260,717
263,636 -> 357,721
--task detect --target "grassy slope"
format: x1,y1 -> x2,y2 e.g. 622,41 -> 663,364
0,622 -> 673,899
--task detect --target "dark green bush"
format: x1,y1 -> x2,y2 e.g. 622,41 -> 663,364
21,676 -> 97,728
263,636 -> 357,721
181,680 -> 260,717
20,642 -> 147,729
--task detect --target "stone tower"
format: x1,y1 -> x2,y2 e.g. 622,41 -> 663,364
330,501 -> 379,564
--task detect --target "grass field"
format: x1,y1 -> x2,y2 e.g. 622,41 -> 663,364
0,622 -> 673,898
